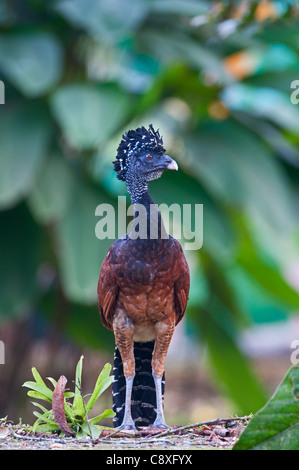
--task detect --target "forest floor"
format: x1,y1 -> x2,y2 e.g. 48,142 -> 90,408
0,416 -> 248,450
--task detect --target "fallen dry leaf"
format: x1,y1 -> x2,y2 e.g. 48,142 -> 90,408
52,375 -> 75,437
0,426 -> 10,439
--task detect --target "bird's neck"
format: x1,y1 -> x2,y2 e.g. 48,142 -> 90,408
127,183 -> 167,240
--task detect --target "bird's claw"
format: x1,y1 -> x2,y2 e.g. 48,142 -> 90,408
152,420 -> 170,429
116,421 -> 137,432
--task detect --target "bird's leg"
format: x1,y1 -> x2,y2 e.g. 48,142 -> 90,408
152,372 -> 168,428
151,320 -> 175,428
120,373 -> 136,430
113,309 -> 136,431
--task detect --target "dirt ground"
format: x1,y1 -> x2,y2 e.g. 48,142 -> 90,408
0,416 -> 247,450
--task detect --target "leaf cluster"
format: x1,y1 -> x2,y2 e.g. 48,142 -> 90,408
23,356 -> 115,438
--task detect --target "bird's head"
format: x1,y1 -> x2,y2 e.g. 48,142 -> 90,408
113,124 -> 178,185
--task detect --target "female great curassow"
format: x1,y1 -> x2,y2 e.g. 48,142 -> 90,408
97,124 -> 190,431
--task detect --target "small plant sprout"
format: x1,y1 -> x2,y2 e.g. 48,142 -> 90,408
23,355 -> 115,438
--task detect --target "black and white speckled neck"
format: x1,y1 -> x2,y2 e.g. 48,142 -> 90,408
125,167 -> 149,204
127,183 -> 167,240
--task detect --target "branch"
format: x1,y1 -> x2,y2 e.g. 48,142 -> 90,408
144,415 -> 252,440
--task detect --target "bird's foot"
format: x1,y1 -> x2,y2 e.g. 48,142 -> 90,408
116,419 -> 137,432
117,424 -> 137,432
152,418 -> 170,429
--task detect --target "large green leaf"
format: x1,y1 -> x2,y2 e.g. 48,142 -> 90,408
149,0 -> 209,16
0,104 -> 51,209
50,84 -> 131,149
184,121 -> 296,224
66,303 -> 114,350
200,251 -> 247,324
222,84 -> 299,133
55,0 -> 148,43
184,120 -> 297,262
54,182 -> 116,304
227,265 -> 289,325
39,288 -> 114,351
150,167 -> 235,262
190,248 -> 268,414
234,366 -> 299,450
28,154 -> 76,224
139,30 -> 229,84
0,32 -> 63,97
239,251 -> 299,312
237,221 -> 299,312
194,303 -> 267,415
0,204 -> 42,319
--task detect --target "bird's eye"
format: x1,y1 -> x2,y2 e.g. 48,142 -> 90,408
146,154 -> 152,160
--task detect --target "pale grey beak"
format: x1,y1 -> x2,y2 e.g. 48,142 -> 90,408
164,155 -> 178,171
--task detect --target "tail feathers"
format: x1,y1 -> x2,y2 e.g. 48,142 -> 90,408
112,341 -> 165,427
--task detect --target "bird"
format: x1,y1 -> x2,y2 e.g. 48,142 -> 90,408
97,124 -> 190,431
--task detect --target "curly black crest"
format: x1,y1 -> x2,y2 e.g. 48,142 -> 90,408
113,124 -> 166,181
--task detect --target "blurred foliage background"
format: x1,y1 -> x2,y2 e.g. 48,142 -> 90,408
1,0 -> 299,426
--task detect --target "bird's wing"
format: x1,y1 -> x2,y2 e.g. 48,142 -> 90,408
173,241 -> 190,325
97,244 -> 119,331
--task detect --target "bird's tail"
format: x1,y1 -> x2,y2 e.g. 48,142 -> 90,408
112,341 -> 165,427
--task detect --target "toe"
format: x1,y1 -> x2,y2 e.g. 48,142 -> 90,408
152,420 -> 170,429
117,422 -> 137,432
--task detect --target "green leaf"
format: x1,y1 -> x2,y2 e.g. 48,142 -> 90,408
50,84 -> 131,149
222,84 -> 299,133
64,402 -> 74,421
54,183 -> 115,304
23,382 -> 53,402
75,356 -> 84,394
194,303 -> 267,415
46,377 -> 57,389
31,402 -> 50,414
97,363 -> 113,383
0,103 -> 51,209
150,168 -> 235,262
79,422 -> 101,439
200,251 -> 247,324
31,368 -> 47,388
184,120 -> 297,264
28,154 -> 75,224
57,301 -> 115,350
149,0 -> 209,16
184,121 -> 296,228
27,391 -> 51,402
234,366 -> 299,450
239,252 -> 299,311
0,204 -> 42,319
55,0 -> 148,43
0,32 -> 63,97
33,411 -> 55,425
86,364 -> 114,415
72,355 -> 85,419
238,224 -> 299,311
33,423 -> 60,433
89,409 -> 115,424
140,30 -> 228,83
